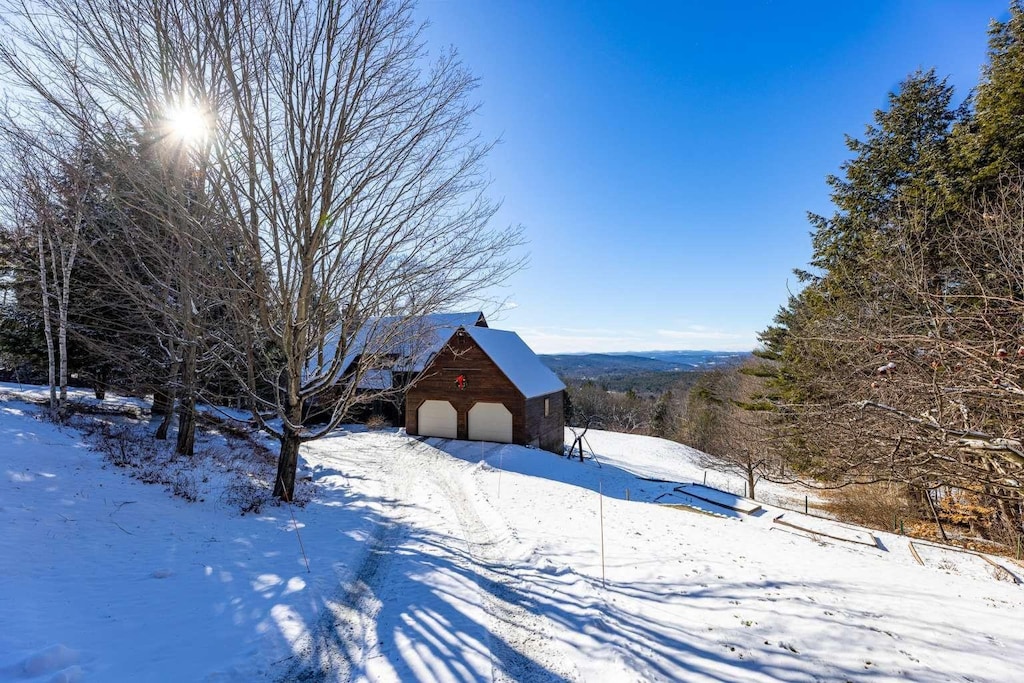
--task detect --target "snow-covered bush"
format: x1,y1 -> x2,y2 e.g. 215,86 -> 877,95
222,478 -> 271,515
170,471 -> 200,503
88,422 -> 156,470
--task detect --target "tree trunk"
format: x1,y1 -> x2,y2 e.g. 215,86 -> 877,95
925,488 -> 949,542
155,395 -> 175,440
155,356 -> 180,440
57,291 -> 68,415
152,386 -> 173,415
57,229 -> 77,416
175,345 -> 197,456
37,229 -> 57,415
176,394 -> 195,456
93,366 -> 108,400
273,427 -> 301,502
746,465 -> 757,502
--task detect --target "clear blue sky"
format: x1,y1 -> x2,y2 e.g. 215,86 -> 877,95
415,0 -> 1009,354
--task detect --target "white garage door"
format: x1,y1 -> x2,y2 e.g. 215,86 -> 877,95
468,402 -> 513,444
418,400 -> 457,439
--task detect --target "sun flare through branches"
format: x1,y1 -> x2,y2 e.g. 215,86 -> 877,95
164,104 -> 210,146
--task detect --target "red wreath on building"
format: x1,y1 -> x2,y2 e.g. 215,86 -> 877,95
455,374 -> 466,390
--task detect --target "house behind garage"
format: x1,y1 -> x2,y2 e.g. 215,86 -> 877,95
334,311 -> 488,392
308,312 -> 487,422
406,325 -> 565,453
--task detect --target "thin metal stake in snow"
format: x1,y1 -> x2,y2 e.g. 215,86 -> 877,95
599,480 -> 606,588
279,474 -> 311,574
289,504 -> 311,574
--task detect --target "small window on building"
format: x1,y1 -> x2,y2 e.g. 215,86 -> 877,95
544,397 -> 550,417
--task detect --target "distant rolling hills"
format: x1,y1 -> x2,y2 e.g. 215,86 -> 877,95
539,350 -> 751,393
539,350 -> 750,377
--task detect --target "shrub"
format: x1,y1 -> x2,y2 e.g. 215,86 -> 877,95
91,423 -> 154,469
171,471 -> 200,502
824,482 -> 914,532
223,477 -> 271,515
365,414 -> 391,430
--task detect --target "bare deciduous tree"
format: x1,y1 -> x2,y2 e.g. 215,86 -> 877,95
204,0 -> 522,499
680,364 -> 779,501
0,0 -> 523,499
0,0 -> 234,452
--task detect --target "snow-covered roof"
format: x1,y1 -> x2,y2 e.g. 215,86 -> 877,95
356,369 -> 393,391
460,326 -> 565,399
311,312 -> 487,383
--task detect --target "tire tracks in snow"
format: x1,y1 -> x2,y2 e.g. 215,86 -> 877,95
422,446 -> 577,682
280,434 -> 576,681
278,438 -> 414,682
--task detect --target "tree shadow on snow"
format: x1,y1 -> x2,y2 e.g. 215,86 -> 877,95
259,437 -> 1022,682
264,501 -> 1022,683
6,406 -> 1016,683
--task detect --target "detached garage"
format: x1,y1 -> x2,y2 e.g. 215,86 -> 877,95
405,326 -> 565,453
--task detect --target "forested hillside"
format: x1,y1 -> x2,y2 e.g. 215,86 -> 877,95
542,350 -> 748,393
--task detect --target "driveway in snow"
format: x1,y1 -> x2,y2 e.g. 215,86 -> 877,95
284,433 -> 578,682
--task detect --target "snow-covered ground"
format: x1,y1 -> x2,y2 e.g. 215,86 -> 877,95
1,384 -> 1022,681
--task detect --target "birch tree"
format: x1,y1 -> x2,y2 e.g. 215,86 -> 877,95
0,0 -> 233,453
0,126 -> 98,417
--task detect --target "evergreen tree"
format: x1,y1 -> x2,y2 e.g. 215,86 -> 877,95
762,70 -> 966,484
772,70 -> 963,385
956,1 -> 1024,190
651,389 -> 674,439
810,69 -> 964,284
761,42 -> 1024,538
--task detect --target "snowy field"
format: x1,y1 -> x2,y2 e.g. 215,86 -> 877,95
1,384 -> 1022,682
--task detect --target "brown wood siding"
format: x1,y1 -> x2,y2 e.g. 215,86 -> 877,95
406,331 -> 527,443
407,328 -> 565,453
525,391 -> 565,454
